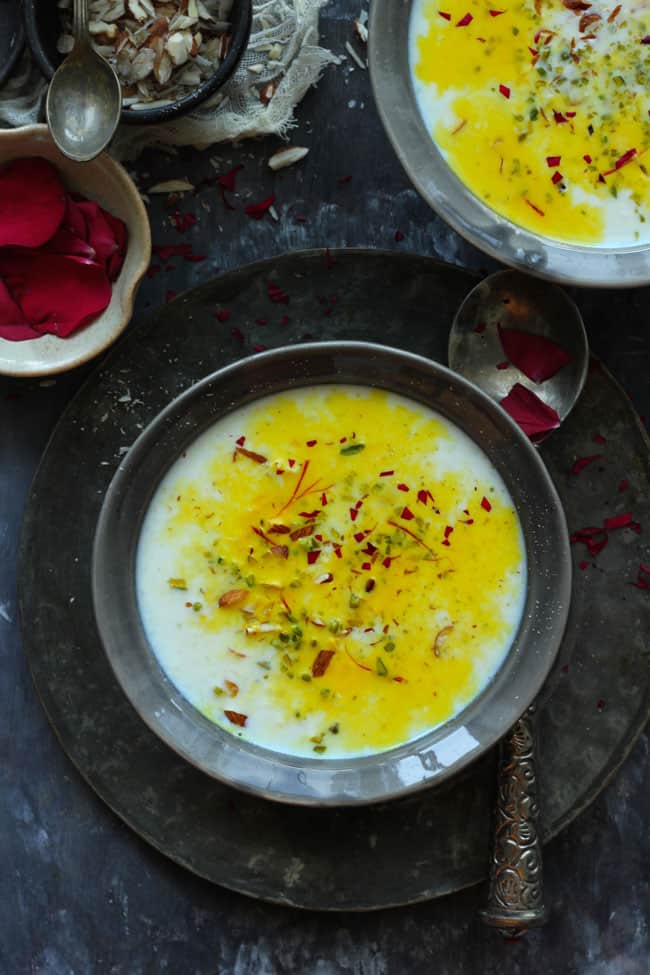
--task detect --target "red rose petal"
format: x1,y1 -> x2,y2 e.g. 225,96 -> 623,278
618,479 -> 629,492
0,278 -> 40,342
245,195 -> 276,220
546,155 -> 561,167
604,512 -> 632,531
498,325 -> 572,382
0,250 -> 111,338
0,157 -> 66,248
42,226 -> 96,262
570,454 -> 602,475
70,196 -> 127,281
593,433 -> 606,445
499,84 -> 511,99
481,496 -> 492,512
456,12 -> 473,25
499,383 -> 561,438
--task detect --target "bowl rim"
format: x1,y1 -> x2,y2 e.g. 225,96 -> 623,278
23,0 -> 252,125
0,1 -> 25,89
92,340 -> 572,806
368,0 -> 650,289
0,124 -> 151,377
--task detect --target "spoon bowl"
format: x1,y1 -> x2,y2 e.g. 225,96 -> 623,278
46,0 -> 121,162
448,270 -> 589,425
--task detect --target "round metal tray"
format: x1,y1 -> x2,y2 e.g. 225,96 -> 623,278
18,249 -> 650,910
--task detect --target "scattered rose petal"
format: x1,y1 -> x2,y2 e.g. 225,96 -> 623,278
165,290 -> 177,302
596,699 -> 606,712
498,324 -> 571,382
215,309 -> 230,322
619,479 -> 629,492
217,164 -> 244,209
481,496 -> 492,512
394,230 -> 405,242
456,12 -> 473,25
604,512 -> 632,531
245,195 -> 276,220
496,360 -> 509,370
0,157 -> 66,248
571,454 -> 602,475
546,155 -> 561,167
473,322 -> 487,334
152,243 -> 193,262
268,280 -> 289,304
593,432 -> 606,445
231,326 -> 244,344
499,84 -> 511,99
438,9 -> 451,18
500,383 -> 561,438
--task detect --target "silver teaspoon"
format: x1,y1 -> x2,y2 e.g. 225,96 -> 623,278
449,270 -> 589,938
46,0 -> 122,163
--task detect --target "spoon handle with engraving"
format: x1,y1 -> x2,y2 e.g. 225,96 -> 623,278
479,704 -> 547,938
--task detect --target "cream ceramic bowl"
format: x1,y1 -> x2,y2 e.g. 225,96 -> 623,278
0,125 -> 150,377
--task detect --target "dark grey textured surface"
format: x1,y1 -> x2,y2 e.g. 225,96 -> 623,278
1,2 -> 649,971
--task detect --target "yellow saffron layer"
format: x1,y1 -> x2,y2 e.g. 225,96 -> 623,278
413,0 -> 650,244
151,388 -> 525,756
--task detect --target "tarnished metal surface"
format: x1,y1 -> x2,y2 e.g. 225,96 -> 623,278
18,250 -> 650,911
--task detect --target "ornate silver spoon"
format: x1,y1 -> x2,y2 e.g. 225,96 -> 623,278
449,269 -> 589,938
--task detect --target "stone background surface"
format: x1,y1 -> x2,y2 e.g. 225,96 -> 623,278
0,4 -> 648,972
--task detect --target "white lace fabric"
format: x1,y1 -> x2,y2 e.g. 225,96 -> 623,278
0,0 -> 336,160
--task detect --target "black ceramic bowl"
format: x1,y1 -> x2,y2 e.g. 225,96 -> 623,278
23,0 -> 252,125
0,0 -> 25,89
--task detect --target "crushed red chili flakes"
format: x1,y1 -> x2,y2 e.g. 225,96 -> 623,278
570,454 -> 602,475
245,195 -> 276,220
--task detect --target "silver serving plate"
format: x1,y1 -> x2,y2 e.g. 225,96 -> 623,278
92,342 -> 571,806
368,0 -> 650,288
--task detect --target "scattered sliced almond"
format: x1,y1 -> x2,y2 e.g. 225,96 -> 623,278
353,17 -> 368,43
259,81 -> 277,105
148,178 -> 195,193
218,589 -> 248,607
345,40 -> 367,70
268,146 -> 310,171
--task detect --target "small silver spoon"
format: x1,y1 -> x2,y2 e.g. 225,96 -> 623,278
449,270 -> 589,938
449,269 -> 589,430
46,0 -> 122,162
